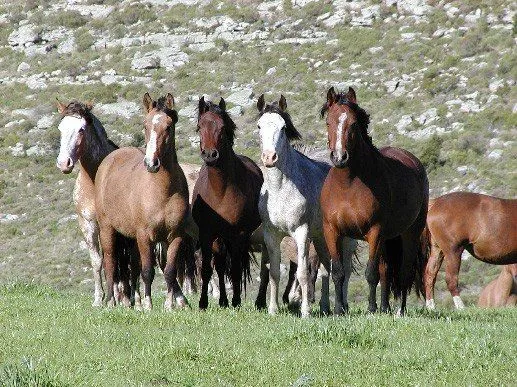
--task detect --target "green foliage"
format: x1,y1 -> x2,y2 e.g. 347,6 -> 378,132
114,4 -> 157,26
74,27 -> 94,53
52,10 -> 87,28
420,134 -> 444,172
0,358 -> 61,387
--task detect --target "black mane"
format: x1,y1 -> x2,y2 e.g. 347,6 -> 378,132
261,102 -> 302,142
154,96 -> 178,125
198,100 -> 236,146
61,101 -> 93,124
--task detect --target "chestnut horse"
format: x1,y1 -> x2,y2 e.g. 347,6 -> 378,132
423,192 -> 517,309
478,264 -> 517,308
95,93 -> 192,310
320,87 -> 429,314
192,97 -> 263,309
56,99 -> 136,307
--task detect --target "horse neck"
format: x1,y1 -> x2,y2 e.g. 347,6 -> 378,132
79,119 -> 116,181
159,135 -> 178,171
348,136 -> 379,176
206,148 -> 238,196
263,140 -> 297,192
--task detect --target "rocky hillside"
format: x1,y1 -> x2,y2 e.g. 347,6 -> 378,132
0,0 -> 515,300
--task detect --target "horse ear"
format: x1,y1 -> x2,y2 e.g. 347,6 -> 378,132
219,97 -> 226,111
257,94 -> 265,112
326,87 -> 337,106
165,93 -> 175,109
143,93 -> 153,112
279,95 -> 287,111
56,98 -> 67,114
198,96 -> 208,115
346,87 -> 357,104
85,101 -> 94,111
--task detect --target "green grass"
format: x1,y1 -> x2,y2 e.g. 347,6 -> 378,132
0,283 -> 515,386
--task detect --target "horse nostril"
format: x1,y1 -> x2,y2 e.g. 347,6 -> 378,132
210,149 -> 219,159
66,157 -> 73,168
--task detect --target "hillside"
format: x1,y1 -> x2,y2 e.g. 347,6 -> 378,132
0,0 -> 515,303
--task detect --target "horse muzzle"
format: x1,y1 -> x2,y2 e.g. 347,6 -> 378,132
56,157 -> 75,174
261,151 -> 278,168
201,148 -> 219,165
330,150 -> 349,168
144,157 -> 161,173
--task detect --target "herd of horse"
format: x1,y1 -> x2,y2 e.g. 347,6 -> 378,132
55,87 -> 517,315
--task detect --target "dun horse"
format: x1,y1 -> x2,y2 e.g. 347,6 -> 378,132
320,87 -> 428,314
192,97 -> 263,309
56,99 -> 135,307
256,95 -> 357,317
478,264 -> 517,308
423,192 -> 517,309
95,93 -> 192,310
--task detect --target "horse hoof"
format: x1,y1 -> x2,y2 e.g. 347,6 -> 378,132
367,304 -> 377,314
92,299 -> 103,308
231,298 -> 241,308
268,306 -> 278,315
199,296 -> 208,310
106,299 -> 115,308
134,303 -> 143,312
164,300 -> 173,312
255,298 -> 267,310
176,296 -> 189,309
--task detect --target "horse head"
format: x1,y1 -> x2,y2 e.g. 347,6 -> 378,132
256,94 -> 301,168
197,96 -> 235,166
320,87 -> 371,168
56,99 -> 94,174
142,92 -> 178,173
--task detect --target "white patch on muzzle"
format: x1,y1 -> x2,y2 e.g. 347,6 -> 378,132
335,112 -> 347,156
57,115 -> 86,166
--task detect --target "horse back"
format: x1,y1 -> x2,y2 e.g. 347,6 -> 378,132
428,192 -> 517,264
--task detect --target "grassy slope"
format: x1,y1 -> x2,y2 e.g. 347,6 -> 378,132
0,283 -> 516,386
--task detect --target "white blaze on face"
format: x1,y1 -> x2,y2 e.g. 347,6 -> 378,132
257,112 -> 285,153
145,113 -> 166,161
57,115 -> 86,166
335,112 -> 348,156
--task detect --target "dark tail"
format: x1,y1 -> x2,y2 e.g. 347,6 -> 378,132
414,223 -> 431,298
385,236 -> 404,299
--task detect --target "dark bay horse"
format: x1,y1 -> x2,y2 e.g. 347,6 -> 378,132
95,93 -> 192,310
192,97 -> 263,309
56,99 -> 136,307
320,87 -> 429,314
478,264 -> 517,308
423,192 -> 517,309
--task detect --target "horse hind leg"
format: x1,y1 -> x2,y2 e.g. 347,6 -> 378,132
136,231 -> 155,311
424,243 -> 444,310
443,247 -> 465,310
214,250 -> 229,308
255,242 -> 269,310
98,225 -> 117,307
283,260 -> 297,305
311,237 -> 331,316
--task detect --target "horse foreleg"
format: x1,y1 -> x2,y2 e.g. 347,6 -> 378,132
255,242 -> 269,309
129,243 -> 142,310
214,251 -> 229,308
182,235 -> 197,295
339,237 -> 356,314
164,237 -> 188,311
229,243 -> 245,308
443,248 -> 465,310
424,241 -> 443,310
79,216 -> 104,307
199,235 -> 214,310
264,229 -> 282,315
293,226 -> 310,318
136,232 -> 155,311
99,225 -> 116,307
322,220 -> 345,315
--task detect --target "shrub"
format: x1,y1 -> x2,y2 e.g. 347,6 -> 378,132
52,10 -> 87,28
74,28 -> 95,52
420,134 -> 444,172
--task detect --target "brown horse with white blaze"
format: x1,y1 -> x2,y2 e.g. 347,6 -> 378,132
424,192 -> 517,309
192,97 -> 263,309
320,87 -> 429,314
95,93 -> 192,310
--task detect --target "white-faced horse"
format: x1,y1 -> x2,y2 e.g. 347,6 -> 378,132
256,95 -> 357,317
56,99 -> 137,307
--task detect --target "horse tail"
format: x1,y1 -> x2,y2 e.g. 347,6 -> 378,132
385,236 -> 404,299
414,223 -> 431,298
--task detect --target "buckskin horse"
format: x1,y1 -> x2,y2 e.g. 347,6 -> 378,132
95,93 -> 193,310
478,264 -> 517,308
192,97 -> 263,309
423,192 -> 517,309
56,99 -> 136,307
256,94 -> 357,317
320,87 -> 428,315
